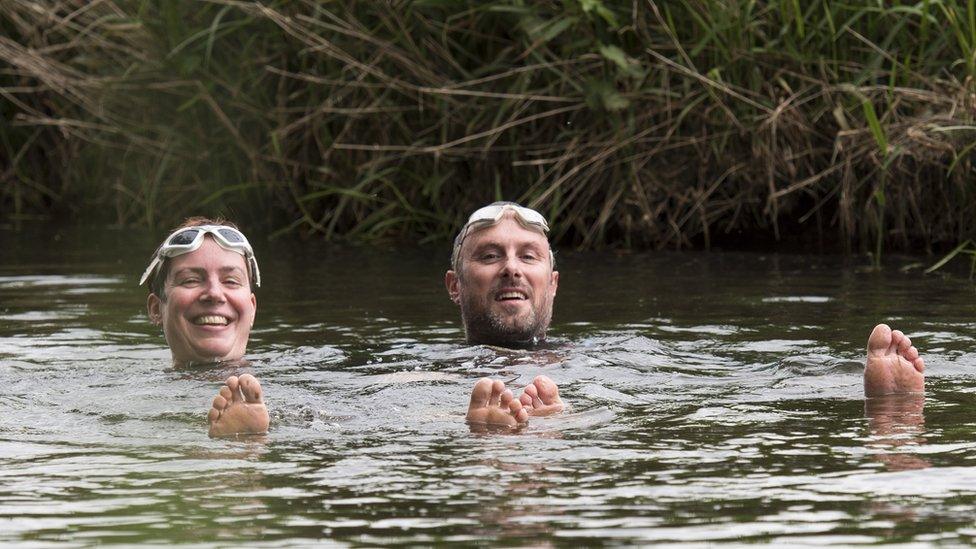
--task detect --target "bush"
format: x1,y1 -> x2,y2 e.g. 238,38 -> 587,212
1,0 -> 974,254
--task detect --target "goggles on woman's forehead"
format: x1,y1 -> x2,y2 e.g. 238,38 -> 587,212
139,225 -> 261,287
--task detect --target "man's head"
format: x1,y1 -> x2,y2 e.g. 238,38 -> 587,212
445,202 -> 559,347
143,217 -> 259,364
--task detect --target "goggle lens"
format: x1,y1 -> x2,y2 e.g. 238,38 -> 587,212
168,229 -> 201,246
218,228 -> 244,243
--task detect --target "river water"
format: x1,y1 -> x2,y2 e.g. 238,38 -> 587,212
2,226 -> 976,545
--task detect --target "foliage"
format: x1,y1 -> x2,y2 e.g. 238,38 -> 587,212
1,0 -> 974,253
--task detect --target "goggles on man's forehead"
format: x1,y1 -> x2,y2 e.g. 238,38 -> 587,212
461,202 -> 550,236
139,225 -> 261,287
452,202 -> 551,268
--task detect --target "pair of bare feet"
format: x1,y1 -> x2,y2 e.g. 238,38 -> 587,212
465,375 -> 564,430
206,373 -> 564,437
864,323 -> 925,397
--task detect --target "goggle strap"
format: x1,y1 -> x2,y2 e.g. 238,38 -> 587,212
139,256 -> 162,286
249,256 -> 262,287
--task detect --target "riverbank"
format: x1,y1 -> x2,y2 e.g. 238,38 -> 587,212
2,1 -> 974,254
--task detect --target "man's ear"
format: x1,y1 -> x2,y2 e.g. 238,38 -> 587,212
147,293 -> 162,325
550,270 -> 559,296
445,270 -> 461,305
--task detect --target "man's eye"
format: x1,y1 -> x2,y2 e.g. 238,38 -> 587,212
522,254 -> 539,261
480,253 -> 500,260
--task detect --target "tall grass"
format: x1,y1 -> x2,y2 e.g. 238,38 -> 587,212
1,0 -> 974,253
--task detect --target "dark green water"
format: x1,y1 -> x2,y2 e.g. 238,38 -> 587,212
2,226 -> 976,545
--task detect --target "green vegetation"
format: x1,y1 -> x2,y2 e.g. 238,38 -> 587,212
1,0 -> 974,253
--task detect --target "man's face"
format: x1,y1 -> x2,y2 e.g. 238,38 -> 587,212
445,215 -> 558,346
147,237 -> 256,364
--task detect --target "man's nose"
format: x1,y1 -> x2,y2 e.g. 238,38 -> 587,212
500,254 -> 523,278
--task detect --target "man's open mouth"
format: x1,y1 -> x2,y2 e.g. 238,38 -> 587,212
495,291 -> 527,301
192,315 -> 230,326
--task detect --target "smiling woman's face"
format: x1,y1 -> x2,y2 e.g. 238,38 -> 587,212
147,237 -> 256,364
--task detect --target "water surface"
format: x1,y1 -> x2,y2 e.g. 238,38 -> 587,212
2,226 -> 976,545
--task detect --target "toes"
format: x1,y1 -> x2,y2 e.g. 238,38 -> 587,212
224,376 -> 242,402
500,389 -> 515,407
207,406 -> 220,424
905,346 -> 919,362
468,378 -> 493,410
218,385 -> 233,404
508,398 -> 528,424
914,356 -> 925,373
523,383 -> 543,407
867,324 -> 893,357
239,374 -> 264,404
489,380 -> 506,407
520,392 -> 533,409
212,394 -> 229,411
893,331 -> 912,352
533,375 -> 560,404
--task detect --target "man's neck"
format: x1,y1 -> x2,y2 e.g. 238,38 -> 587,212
466,334 -> 544,350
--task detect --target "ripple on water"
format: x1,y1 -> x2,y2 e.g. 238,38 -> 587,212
5,246 -> 976,545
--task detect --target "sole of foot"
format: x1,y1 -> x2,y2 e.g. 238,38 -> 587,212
208,373 -> 270,438
466,378 -> 528,431
520,375 -> 564,416
864,323 -> 925,398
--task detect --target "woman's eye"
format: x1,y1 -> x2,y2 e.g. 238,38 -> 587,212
224,279 -> 243,287
179,278 -> 200,286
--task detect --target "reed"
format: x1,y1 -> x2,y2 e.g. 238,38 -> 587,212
1,0 -> 974,255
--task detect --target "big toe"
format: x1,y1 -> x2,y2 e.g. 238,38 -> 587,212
468,378 -> 494,410
533,375 -> 561,404
867,324 -> 893,357
239,374 -> 264,404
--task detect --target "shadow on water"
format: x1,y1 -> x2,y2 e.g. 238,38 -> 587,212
4,226 -> 976,544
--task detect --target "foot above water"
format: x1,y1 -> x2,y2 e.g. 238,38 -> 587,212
864,323 -> 925,397
208,374 -> 270,437
520,375 -> 564,416
466,378 -> 528,430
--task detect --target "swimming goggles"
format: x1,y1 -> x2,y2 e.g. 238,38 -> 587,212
452,202 -> 550,267
462,202 -> 550,235
139,225 -> 261,287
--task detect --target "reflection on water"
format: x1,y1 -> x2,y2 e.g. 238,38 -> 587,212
3,226 -> 976,544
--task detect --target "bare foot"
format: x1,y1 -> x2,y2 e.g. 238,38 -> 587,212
864,324 -> 925,397
520,375 -> 564,416
208,374 -> 270,437
466,378 -> 528,430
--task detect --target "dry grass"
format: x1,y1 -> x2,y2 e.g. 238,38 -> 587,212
1,0 -> 974,256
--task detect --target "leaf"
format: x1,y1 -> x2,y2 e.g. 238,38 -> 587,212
585,80 -> 630,111
925,239 -> 973,273
537,17 -> 577,44
598,44 -> 644,78
862,99 -> 888,157
578,0 -> 619,28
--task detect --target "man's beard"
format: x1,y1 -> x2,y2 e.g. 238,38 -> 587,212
460,293 -> 551,348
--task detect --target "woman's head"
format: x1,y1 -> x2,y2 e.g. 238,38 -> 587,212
143,217 -> 258,364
